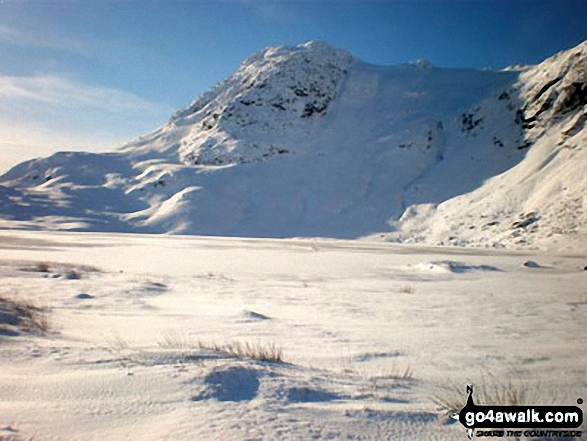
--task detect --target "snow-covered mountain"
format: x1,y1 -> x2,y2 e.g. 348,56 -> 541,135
1,40 -> 585,250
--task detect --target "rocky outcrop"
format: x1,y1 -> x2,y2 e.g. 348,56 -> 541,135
518,41 -> 586,129
168,41 -> 355,166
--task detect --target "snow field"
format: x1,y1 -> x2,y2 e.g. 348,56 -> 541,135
0,231 -> 585,440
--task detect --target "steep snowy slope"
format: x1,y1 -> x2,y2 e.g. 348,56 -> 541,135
389,41 -> 587,251
0,41 -> 585,250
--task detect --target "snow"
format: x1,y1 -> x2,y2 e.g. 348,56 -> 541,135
386,42 -> 587,252
0,230 -> 585,439
1,40 -> 585,251
1,40 -> 585,440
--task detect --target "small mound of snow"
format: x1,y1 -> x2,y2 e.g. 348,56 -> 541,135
143,282 -> 167,292
356,409 -> 439,424
354,351 -> 402,362
75,293 -> 94,300
0,309 -> 19,327
191,365 -> 260,402
65,270 -> 81,280
415,261 -> 500,274
413,262 -> 453,274
0,325 -> 19,336
285,386 -> 340,403
239,310 -> 271,321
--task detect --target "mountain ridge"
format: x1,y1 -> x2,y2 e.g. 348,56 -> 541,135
1,41 -> 585,251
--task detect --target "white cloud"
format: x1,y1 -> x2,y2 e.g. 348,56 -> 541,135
235,0 -> 301,23
0,24 -> 87,55
0,74 -> 173,174
0,74 -> 165,113
0,24 -> 164,67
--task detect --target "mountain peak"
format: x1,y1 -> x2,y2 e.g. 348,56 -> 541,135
398,58 -> 435,70
166,40 -> 355,165
257,40 -> 354,62
518,40 -> 587,127
1,40 -> 586,251
299,40 -> 333,49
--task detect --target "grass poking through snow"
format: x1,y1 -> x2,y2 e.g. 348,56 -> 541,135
158,332 -> 283,363
0,295 -> 51,336
432,374 -> 556,414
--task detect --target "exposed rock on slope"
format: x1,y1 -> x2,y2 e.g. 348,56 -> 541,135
519,41 -> 586,126
0,41 -> 585,251
126,41 -> 355,166
390,42 -> 587,251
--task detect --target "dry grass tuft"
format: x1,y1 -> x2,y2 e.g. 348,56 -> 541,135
360,364 -> 414,405
391,364 -> 413,380
208,341 -> 283,363
433,374 -> 552,414
35,262 -> 50,273
0,295 -> 51,335
398,284 -> 414,294
158,332 -> 283,363
103,334 -> 131,351
157,332 -> 198,349
20,261 -> 101,279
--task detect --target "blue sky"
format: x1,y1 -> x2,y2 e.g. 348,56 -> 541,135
0,0 -> 585,172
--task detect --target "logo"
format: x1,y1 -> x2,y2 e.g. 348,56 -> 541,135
453,385 -> 583,439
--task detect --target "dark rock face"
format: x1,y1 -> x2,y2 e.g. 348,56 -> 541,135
554,81 -> 587,114
170,42 -> 355,166
518,43 -> 587,126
